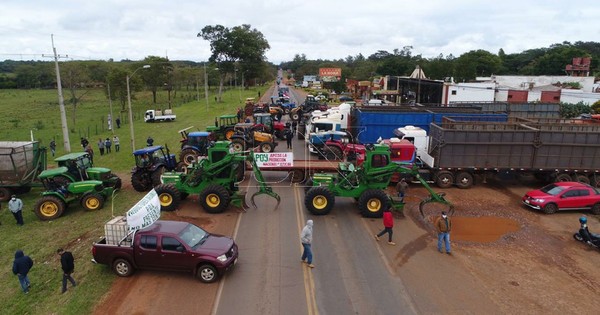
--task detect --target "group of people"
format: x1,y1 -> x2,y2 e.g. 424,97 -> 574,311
12,248 -> 76,294
79,136 -> 120,161
301,180 -> 453,269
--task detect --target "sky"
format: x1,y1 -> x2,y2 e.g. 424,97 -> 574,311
1,0 -> 599,64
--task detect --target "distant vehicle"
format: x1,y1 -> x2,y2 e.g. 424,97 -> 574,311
522,182 -> 600,214
367,99 -> 385,106
92,220 -> 238,283
144,109 -> 176,122
339,96 -> 353,102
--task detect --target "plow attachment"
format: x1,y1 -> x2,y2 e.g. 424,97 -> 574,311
418,192 -> 455,218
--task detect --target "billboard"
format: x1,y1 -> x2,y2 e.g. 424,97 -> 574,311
303,75 -> 317,82
319,68 -> 342,82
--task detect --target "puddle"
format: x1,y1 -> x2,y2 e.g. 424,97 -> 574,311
429,216 -> 520,243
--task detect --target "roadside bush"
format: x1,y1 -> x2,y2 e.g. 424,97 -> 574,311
591,100 -> 600,114
559,101 -> 591,118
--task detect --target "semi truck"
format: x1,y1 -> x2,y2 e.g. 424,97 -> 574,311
144,109 -> 176,122
392,119 -> 600,189
0,141 -> 46,201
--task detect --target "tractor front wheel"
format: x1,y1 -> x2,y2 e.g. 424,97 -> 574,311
152,166 -> 167,187
34,196 -> 66,221
154,184 -> 181,211
231,139 -> 246,153
180,148 -> 198,166
82,193 -> 105,211
304,186 -> 335,215
131,171 -> 152,192
259,142 -> 274,153
200,184 -> 231,213
358,189 -> 389,218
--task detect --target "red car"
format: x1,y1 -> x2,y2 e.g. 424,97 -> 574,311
522,182 -> 600,214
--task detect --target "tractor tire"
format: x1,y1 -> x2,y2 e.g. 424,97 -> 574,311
82,192 -> 105,211
131,171 -> 152,192
152,166 -> 167,187
197,264 -> 218,283
154,184 -> 181,211
274,130 -> 284,140
0,187 -> 12,201
358,189 -> 389,218
259,142 -> 274,153
180,148 -> 199,166
304,186 -> 335,215
225,128 -> 235,140
113,258 -> 134,277
34,195 -> 66,221
231,139 -> 246,153
324,146 -> 343,161
290,111 -> 300,121
176,161 -> 188,174
200,184 -> 231,214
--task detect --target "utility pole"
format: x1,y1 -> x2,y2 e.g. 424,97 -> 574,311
204,62 -> 209,111
107,83 -> 114,135
46,34 -> 71,152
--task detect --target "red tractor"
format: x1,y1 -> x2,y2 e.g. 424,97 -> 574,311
254,113 -> 286,140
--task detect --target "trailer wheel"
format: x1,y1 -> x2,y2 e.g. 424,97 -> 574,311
435,171 -> 454,188
82,193 -> 105,211
592,204 -> 600,215
113,258 -> 134,277
324,146 -> 343,161
358,189 -> 389,218
0,187 -> 12,201
34,196 -> 66,221
152,166 -> 167,187
154,184 -> 181,211
259,142 -> 274,153
131,171 -> 152,192
455,172 -> 474,189
543,203 -> 558,214
180,148 -> 199,166
200,184 -> 231,213
591,176 -> 600,189
576,174 -> 590,184
305,186 -> 335,215
231,139 -> 245,153
555,173 -> 572,182
197,264 -> 218,283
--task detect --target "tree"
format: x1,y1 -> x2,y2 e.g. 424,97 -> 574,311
198,24 -> 270,102
61,62 -> 91,126
106,67 -> 143,112
454,50 -> 502,82
138,56 -> 172,105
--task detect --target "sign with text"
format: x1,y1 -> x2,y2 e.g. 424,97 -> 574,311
126,189 -> 161,232
303,75 -> 317,82
319,68 -> 342,82
255,152 -> 293,168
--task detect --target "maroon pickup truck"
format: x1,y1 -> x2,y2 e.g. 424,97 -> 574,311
92,220 -> 238,283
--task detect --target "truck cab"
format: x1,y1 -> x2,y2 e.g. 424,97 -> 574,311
393,126 -> 434,167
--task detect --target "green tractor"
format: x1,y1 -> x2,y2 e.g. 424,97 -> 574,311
206,114 -> 239,141
304,144 -> 452,218
155,141 -> 280,213
33,174 -> 115,221
46,152 -> 122,189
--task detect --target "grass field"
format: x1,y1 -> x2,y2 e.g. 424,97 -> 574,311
0,84 -> 269,314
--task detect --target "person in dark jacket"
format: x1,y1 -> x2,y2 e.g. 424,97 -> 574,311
375,208 -> 395,245
284,128 -> 293,149
12,250 -> 33,294
57,248 -> 76,293
435,211 -> 452,254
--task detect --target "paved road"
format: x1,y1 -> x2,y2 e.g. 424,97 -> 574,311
215,86 -> 417,314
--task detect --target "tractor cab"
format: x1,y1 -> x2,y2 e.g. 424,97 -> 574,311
47,152 -> 121,189
206,115 -> 238,140
133,146 -> 176,170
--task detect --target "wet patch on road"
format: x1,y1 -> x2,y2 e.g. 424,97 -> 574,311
437,216 -> 521,243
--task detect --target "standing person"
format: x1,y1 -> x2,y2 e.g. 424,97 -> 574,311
57,248 -> 76,293
291,121 -> 298,135
285,128 -> 293,150
146,136 -> 154,147
97,138 -> 105,156
236,107 -> 243,123
435,211 -> 452,254
113,135 -> 120,152
49,139 -> 56,157
375,208 -> 395,245
85,145 -> 94,164
8,195 -> 24,226
104,137 -> 112,154
396,178 -> 409,202
300,220 -> 315,268
12,250 -> 33,294
116,117 -> 121,129
80,137 -> 89,149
